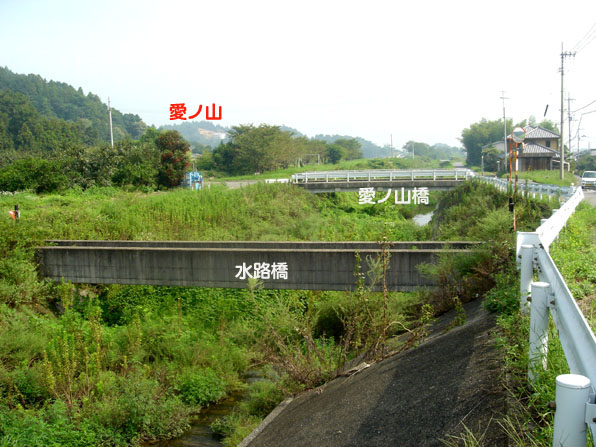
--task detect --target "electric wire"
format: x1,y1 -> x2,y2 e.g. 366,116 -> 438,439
573,99 -> 596,114
572,20 -> 596,53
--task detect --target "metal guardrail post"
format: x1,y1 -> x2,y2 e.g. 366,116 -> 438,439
520,245 -> 534,314
529,281 -> 551,383
553,374 -> 591,447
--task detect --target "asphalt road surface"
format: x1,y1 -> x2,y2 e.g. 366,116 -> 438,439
583,190 -> 596,206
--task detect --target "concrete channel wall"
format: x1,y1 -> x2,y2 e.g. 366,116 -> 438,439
38,241 -> 481,291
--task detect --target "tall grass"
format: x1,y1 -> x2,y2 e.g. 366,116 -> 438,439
0,183 -> 433,446
0,183 -> 430,243
488,200 -> 596,446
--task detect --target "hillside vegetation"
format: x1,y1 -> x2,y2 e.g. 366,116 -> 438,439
0,67 -> 146,146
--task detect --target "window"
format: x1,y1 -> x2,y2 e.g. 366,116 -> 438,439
545,140 -> 551,148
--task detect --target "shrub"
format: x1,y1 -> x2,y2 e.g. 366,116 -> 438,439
176,368 -> 226,406
483,272 -> 520,314
243,380 -> 285,418
90,372 -> 190,443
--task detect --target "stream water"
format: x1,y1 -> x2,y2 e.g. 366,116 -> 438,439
150,371 -> 263,447
412,211 -> 434,226
150,393 -> 242,447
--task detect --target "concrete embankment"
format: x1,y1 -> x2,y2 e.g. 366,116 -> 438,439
241,299 -> 506,447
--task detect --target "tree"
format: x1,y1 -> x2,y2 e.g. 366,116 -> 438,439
403,141 -> 431,158
481,146 -> 501,172
211,124 -> 304,175
461,118 -> 511,166
326,144 -> 344,164
195,150 -> 216,171
156,131 -> 190,187
576,155 -> 596,173
334,138 -> 362,160
538,119 -> 559,134
112,141 -> 159,188
16,123 -> 35,151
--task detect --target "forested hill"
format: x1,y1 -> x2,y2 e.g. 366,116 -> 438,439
313,134 -> 392,158
0,66 -> 147,145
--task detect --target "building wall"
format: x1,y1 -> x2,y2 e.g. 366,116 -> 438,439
533,138 -> 557,149
520,157 -> 553,171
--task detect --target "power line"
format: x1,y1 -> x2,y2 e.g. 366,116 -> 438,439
573,99 -> 596,114
572,20 -> 596,53
577,33 -> 596,53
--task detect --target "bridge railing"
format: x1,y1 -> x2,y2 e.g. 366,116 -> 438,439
291,169 -> 474,183
513,186 -> 596,446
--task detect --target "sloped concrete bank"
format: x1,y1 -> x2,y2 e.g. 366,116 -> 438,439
241,299 -> 507,447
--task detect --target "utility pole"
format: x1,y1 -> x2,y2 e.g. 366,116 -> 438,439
108,97 -> 114,148
567,95 -> 574,155
559,44 -> 576,178
500,91 -> 509,167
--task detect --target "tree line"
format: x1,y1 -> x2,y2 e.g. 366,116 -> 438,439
196,124 -> 362,175
0,128 -> 189,193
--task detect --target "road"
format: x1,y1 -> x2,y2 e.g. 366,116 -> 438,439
583,190 -> 596,206
205,180 -> 258,189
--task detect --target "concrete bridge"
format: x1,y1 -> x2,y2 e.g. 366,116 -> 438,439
38,240 -> 481,292
291,169 -> 474,193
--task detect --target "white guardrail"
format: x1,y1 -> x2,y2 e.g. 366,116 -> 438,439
290,169 -> 474,183
511,185 -> 596,446
480,175 -> 576,200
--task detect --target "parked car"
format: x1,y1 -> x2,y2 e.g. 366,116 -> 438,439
581,171 -> 596,189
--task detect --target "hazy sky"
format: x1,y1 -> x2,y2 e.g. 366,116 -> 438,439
1,0 -> 596,150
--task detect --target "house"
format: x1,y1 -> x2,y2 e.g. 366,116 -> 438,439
488,126 -> 567,171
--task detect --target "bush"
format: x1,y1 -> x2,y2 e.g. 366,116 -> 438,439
90,372 -> 190,443
483,272 -> 520,314
0,400 -> 101,447
176,368 -> 226,406
243,380 -> 285,418
0,157 -> 68,193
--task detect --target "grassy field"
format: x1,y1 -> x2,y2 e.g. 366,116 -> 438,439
499,169 -> 577,187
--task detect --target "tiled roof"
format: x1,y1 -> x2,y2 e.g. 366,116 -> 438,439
508,125 -> 560,140
518,142 -> 559,158
525,126 -> 560,139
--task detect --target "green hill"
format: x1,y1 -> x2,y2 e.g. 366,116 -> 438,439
0,66 -> 146,146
